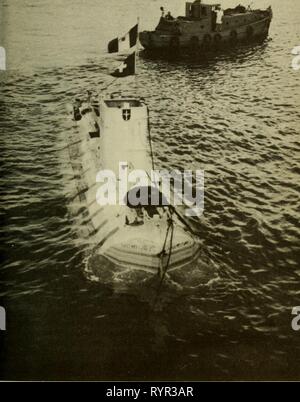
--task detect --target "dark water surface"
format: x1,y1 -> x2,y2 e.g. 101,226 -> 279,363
0,0 -> 300,380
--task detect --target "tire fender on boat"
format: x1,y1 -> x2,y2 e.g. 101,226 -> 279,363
246,25 -> 254,39
229,30 -> 238,43
148,32 -> 153,48
202,34 -> 212,50
190,36 -> 200,52
214,33 -> 222,41
169,36 -> 180,49
214,33 -> 222,47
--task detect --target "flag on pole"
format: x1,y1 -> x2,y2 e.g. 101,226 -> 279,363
110,52 -> 135,78
108,24 -> 138,53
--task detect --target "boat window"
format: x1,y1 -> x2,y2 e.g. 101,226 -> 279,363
105,99 -> 142,108
201,7 -> 207,17
81,107 -> 93,116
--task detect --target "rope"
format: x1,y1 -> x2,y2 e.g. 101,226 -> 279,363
169,205 -> 199,235
145,107 -> 176,294
157,211 -> 175,290
152,214 -> 174,306
146,106 -> 155,171
101,77 -> 118,93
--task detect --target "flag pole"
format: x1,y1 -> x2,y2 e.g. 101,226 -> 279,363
97,77 -> 118,101
104,77 -> 118,91
135,17 -> 140,96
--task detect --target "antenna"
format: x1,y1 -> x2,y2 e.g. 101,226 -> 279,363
135,17 -> 140,96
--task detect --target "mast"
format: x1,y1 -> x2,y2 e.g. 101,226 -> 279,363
135,17 -> 140,96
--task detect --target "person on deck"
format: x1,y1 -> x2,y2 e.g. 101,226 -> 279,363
165,11 -> 174,21
125,207 -> 144,226
215,6 -> 224,32
73,97 -> 82,121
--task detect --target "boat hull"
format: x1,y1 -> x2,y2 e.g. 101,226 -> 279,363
68,96 -> 202,279
140,11 -> 272,53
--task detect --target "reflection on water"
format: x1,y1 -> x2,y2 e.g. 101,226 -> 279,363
0,0 -> 300,380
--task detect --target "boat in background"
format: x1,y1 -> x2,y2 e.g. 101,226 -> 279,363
139,1 -> 272,54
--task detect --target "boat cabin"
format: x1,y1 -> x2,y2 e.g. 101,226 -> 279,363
185,1 -> 220,20
156,1 -> 223,35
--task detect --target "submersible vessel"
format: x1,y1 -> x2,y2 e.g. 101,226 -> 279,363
68,92 -> 201,278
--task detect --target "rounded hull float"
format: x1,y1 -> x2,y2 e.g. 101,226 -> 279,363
100,218 -> 201,275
